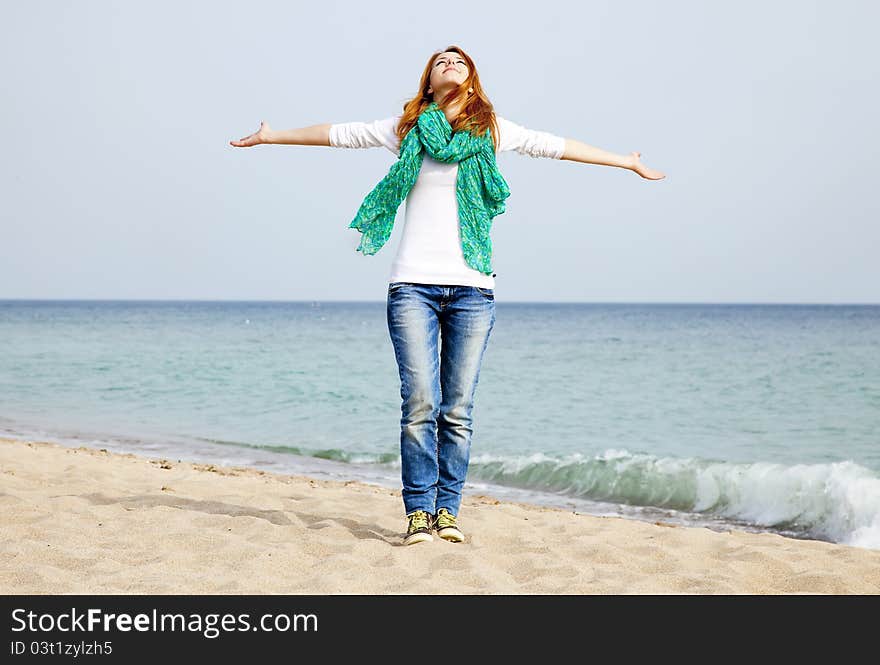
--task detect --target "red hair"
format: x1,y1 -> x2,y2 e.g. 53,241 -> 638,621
394,44 -> 500,152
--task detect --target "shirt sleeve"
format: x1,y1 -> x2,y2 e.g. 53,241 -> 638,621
495,116 -> 567,159
328,115 -> 401,155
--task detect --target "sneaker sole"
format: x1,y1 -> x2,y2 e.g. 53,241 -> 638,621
403,532 -> 433,546
436,527 -> 464,543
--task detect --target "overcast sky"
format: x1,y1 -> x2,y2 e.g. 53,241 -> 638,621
2,0 -> 877,303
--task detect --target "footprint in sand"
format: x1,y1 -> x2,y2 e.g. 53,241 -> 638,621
430,553 -> 470,571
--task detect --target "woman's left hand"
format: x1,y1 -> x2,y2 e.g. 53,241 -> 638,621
629,152 -> 666,180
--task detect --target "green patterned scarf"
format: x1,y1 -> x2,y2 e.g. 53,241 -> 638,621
347,101 -> 511,276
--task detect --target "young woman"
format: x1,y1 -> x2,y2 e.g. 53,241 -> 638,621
231,45 -> 665,546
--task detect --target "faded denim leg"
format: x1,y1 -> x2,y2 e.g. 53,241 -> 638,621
436,286 -> 495,516
386,283 -> 443,515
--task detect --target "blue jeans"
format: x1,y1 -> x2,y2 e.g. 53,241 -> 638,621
386,282 -> 496,517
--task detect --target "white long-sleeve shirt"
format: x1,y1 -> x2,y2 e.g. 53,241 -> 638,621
329,113 -> 566,289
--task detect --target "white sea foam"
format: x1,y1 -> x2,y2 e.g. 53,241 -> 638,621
467,450 -> 880,549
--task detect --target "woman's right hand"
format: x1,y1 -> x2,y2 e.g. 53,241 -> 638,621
229,121 -> 273,147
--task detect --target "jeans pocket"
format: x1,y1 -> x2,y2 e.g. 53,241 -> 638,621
474,286 -> 495,300
388,282 -> 409,294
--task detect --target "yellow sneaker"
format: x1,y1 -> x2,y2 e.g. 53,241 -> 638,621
434,508 -> 464,543
403,510 -> 434,546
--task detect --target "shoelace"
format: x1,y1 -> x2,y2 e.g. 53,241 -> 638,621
409,511 -> 431,532
435,510 -> 457,529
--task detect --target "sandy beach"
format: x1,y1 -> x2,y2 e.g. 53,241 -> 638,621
1,436 -> 879,595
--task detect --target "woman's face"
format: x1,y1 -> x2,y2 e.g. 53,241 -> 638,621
429,52 -> 469,95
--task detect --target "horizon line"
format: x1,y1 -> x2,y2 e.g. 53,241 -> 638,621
1,298 -> 878,306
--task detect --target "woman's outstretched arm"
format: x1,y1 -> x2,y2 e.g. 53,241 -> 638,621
561,138 -> 665,180
229,121 -> 332,147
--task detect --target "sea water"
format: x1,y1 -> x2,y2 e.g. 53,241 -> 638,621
1,299 -> 878,549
